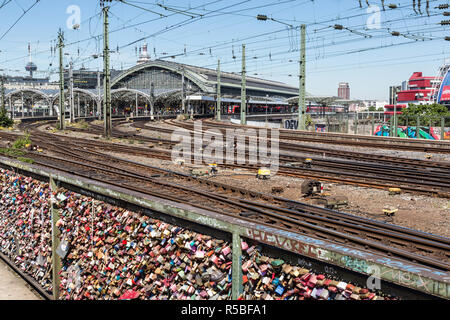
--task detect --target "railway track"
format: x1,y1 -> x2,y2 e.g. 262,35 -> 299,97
203,119 -> 450,153
164,119 -> 450,168
3,123 -> 450,271
0,120 -> 449,299
19,149 -> 450,271
5,120 -> 450,197
126,120 -> 450,197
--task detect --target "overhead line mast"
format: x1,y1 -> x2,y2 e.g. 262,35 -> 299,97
101,0 -> 113,138
241,44 -> 246,125
58,29 -> 65,130
217,59 -> 221,121
299,24 -> 306,131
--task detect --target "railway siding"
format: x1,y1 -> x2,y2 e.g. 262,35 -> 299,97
0,156 -> 448,299
203,119 -> 450,153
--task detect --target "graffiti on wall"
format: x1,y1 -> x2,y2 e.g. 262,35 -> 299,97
244,226 -> 449,284
284,119 -> 298,130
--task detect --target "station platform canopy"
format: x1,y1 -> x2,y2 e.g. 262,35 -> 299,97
286,95 -> 361,106
5,60 -> 352,110
187,95 -> 289,105
111,60 -> 300,101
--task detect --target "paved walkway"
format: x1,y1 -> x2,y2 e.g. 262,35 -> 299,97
0,259 -> 41,300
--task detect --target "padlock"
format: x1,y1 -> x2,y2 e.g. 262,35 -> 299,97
319,289 -> 329,300
346,283 -> 355,292
0,168 -> 390,301
328,286 -> 338,293
350,293 -> 361,300
307,274 -> 317,288
342,289 -> 352,299
311,287 -> 319,299
337,281 -> 347,291
221,246 -> 231,256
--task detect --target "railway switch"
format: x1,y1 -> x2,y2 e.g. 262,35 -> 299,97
301,179 -> 323,196
271,186 -> 284,194
383,207 -> 398,217
190,165 -> 219,176
190,167 -> 210,177
27,144 -> 40,151
208,163 -> 218,174
256,167 -> 271,180
311,195 -> 348,209
389,188 -> 401,195
304,158 -> 313,168
174,158 -> 185,166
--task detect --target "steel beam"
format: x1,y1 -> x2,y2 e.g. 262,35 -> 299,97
49,176 -> 61,300
232,232 -> 243,299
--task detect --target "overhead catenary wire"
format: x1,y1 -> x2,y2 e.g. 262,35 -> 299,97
1,0 -> 441,65
0,0 -> 40,41
137,1 -> 445,64
0,0 -> 12,10
1,0 -> 448,84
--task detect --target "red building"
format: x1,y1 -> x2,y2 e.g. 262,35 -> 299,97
384,104 -> 407,117
385,72 -> 441,118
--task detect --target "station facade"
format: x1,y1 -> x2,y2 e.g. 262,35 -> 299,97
3,60 -> 299,118
110,60 -> 299,116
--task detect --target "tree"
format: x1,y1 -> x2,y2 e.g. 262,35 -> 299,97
368,106 -> 377,111
0,106 -> 13,128
377,107 -> 384,112
399,103 -> 450,126
305,114 -> 313,128
0,76 -> 13,127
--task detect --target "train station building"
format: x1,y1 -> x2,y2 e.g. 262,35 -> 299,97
3,59 -> 299,118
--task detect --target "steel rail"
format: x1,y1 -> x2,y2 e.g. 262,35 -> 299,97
17,148 -> 450,270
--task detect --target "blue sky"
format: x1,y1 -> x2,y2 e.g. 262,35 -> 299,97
0,0 -> 449,100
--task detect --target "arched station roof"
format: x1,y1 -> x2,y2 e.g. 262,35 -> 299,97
50,88 -> 98,104
4,60 -> 302,108
111,60 -> 299,98
6,88 -> 53,101
111,60 -> 211,93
